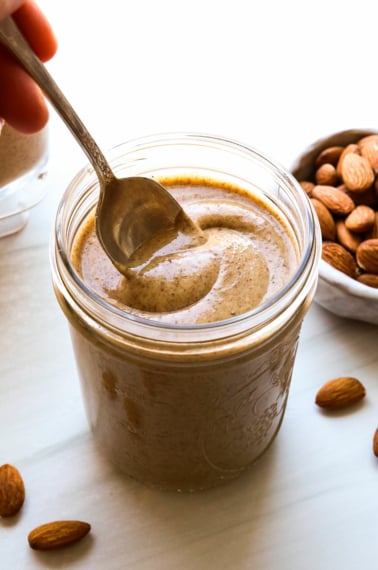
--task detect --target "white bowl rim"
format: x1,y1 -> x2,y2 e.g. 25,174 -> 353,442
319,259 -> 378,300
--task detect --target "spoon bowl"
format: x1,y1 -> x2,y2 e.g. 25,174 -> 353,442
0,16 -> 203,270
95,175 -> 203,272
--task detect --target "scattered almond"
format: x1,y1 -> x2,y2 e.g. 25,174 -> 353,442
373,428 -> 378,457
0,464 -> 25,518
28,520 -> 91,551
315,377 -> 366,410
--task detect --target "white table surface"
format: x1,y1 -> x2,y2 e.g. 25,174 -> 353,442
1,1 -> 378,568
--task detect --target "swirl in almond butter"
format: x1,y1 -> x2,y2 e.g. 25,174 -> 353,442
72,178 -> 297,324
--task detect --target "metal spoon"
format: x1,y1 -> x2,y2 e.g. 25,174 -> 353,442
0,16 -> 204,272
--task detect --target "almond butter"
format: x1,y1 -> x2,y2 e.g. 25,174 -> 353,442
341,153 -> 375,192
311,185 -> 355,215
0,463 -> 25,518
356,238 -> 378,273
310,198 -> 336,241
28,520 -> 91,551
335,220 -> 363,253
315,377 -> 366,410
315,145 -> 344,167
357,273 -> 378,288
345,205 -> 376,233
322,242 -> 357,278
315,163 -> 339,186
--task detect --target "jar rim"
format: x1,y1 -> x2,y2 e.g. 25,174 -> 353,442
52,132 -> 321,340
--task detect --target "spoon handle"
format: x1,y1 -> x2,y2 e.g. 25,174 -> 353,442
0,16 -> 114,186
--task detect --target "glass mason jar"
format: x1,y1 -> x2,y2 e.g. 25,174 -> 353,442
51,133 -> 321,492
0,122 -> 49,237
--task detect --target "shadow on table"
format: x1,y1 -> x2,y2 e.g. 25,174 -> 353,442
120,439 -> 282,570
12,432 -> 284,569
29,534 -> 95,568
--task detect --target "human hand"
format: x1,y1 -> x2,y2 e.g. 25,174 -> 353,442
0,0 -> 57,133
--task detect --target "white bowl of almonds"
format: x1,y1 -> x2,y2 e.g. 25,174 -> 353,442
292,129 -> 378,325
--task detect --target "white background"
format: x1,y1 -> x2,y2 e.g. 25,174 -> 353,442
38,0 -> 378,175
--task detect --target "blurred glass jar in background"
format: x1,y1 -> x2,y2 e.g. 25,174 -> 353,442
0,121 -> 49,237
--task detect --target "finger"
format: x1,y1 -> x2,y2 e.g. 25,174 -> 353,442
0,1 -> 57,132
12,0 -> 58,61
0,0 -> 24,21
0,47 -> 49,133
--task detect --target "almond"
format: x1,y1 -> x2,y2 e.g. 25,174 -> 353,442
366,212 -> 378,239
315,163 -> 339,186
311,185 -> 355,215
299,180 -> 315,196
356,238 -> 378,273
358,134 -> 378,146
341,153 -> 375,192
335,220 -> 363,253
336,143 -> 360,177
315,377 -> 366,410
336,183 -> 348,193
310,198 -> 336,241
295,133 -> 378,290
345,205 -> 376,233
315,145 -> 344,167
0,464 -> 25,517
343,186 -> 377,207
359,137 -> 378,172
28,520 -> 91,551
357,273 -> 378,288
322,242 -> 357,278
373,428 -> 378,457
